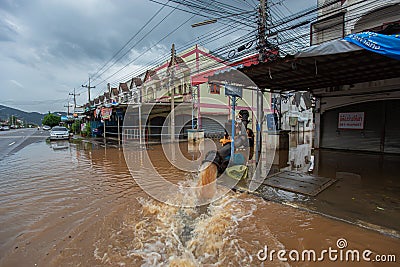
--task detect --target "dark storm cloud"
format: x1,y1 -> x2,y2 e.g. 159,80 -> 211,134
0,0 -> 312,113
0,0 -> 183,112
2,0 -> 170,63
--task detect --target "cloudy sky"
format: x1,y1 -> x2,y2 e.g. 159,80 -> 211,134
0,0 -> 312,113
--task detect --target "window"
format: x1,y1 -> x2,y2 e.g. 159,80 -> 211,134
209,84 -> 220,94
311,13 -> 344,45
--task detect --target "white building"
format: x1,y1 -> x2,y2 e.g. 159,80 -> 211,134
312,0 -> 400,45
311,0 -> 400,153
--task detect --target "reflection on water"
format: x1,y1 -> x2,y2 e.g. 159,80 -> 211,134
313,149 -> 400,232
49,140 -> 70,150
257,131 -> 400,234
0,139 -> 399,266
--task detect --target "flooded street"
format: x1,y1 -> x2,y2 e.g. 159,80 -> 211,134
0,139 -> 399,266
258,132 -> 400,233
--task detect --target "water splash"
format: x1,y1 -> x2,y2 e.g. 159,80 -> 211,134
94,191 -> 263,266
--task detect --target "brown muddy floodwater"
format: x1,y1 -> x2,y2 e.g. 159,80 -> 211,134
0,140 -> 399,266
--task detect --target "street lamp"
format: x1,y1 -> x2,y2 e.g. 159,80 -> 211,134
191,19 -> 217,28
191,10 -> 254,28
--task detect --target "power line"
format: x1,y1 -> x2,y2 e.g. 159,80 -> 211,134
106,30 -> 257,89
90,1 -> 181,84
108,23 -> 255,86
111,0 -> 387,86
76,0 -> 340,100
92,1 -> 253,89
99,13 -> 256,89
87,0 -> 390,102
81,77 -> 96,102
94,0 -> 338,88
69,88 -> 80,108
88,2 -> 258,94
90,1 -> 172,81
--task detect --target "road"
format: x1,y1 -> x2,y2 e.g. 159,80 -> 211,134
0,128 -> 49,160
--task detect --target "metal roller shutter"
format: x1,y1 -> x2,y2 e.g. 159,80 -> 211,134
201,115 -> 227,138
321,101 -> 384,152
321,100 -> 400,153
383,100 -> 400,153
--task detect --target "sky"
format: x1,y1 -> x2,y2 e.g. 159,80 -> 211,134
0,0 -> 313,113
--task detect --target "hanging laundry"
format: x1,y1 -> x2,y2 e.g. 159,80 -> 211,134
302,92 -> 312,110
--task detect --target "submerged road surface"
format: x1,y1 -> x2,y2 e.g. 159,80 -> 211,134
0,128 -> 49,160
0,140 -> 399,266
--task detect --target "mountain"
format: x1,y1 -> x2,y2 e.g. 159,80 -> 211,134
0,105 -> 44,125
0,105 -> 67,125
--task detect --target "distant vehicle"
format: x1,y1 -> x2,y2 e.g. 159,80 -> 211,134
49,126 -> 70,140
42,125 -> 51,131
2,125 -> 10,131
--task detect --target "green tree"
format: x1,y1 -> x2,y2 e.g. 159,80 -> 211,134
42,113 -> 61,127
83,122 -> 91,136
71,120 -> 81,134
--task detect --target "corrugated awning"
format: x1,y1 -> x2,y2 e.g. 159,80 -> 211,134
210,38 -> 400,93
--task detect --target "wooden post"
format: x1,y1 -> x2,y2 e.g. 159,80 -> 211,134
256,89 -> 263,181
231,96 -> 236,158
103,120 -> 106,140
139,103 -> 143,147
314,98 -> 321,149
117,117 -> 121,146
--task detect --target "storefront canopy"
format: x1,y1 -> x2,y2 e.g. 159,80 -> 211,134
211,33 -> 400,93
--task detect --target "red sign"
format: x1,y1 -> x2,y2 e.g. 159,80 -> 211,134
338,112 -> 364,129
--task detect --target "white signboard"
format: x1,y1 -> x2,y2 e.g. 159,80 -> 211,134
338,112 -> 364,129
74,107 -> 85,114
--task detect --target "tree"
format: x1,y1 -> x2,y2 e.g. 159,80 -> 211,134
71,119 -> 81,134
42,113 -> 61,127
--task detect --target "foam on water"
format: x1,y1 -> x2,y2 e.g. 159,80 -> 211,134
93,189 -> 271,267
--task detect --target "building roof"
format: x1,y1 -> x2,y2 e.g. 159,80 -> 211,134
130,77 -> 142,88
167,44 -> 189,71
168,55 -> 189,71
111,88 -> 119,96
119,83 -> 129,92
143,70 -> 160,83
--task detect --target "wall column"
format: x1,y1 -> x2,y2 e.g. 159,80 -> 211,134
314,97 -> 321,149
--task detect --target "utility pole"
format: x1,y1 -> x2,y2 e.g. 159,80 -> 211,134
254,0 -> 268,185
82,77 -> 95,102
69,88 -> 80,109
170,44 -> 176,142
64,102 -> 71,116
258,0 -> 267,62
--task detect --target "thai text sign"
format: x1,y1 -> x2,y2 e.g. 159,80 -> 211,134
338,112 -> 364,129
225,84 -> 243,98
